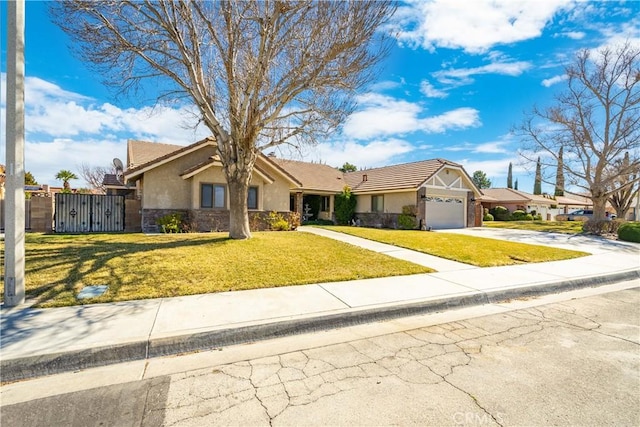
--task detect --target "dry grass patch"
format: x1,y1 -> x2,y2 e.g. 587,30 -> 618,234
320,226 -> 588,267
1,232 -> 432,308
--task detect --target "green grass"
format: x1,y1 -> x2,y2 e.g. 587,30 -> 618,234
319,226 -> 588,267
1,232 -> 432,308
482,221 -> 585,234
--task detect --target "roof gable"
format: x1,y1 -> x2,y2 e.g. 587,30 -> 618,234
124,137 -> 215,181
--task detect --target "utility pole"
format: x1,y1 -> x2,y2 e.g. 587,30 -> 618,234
4,0 -> 26,306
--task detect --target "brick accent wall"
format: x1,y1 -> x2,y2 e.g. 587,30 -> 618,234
188,210 -> 230,232
141,209 -> 189,233
141,209 -> 300,233
354,212 -> 401,229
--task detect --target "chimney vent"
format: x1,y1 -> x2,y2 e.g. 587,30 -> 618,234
362,174 -> 368,182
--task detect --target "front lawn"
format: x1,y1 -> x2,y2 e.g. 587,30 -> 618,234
1,232 -> 432,308
319,226 -> 588,267
482,221 -> 585,234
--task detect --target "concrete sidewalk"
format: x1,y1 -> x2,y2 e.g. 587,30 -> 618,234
1,228 -> 639,382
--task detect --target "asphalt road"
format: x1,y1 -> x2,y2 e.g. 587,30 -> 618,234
2,284 -> 639,426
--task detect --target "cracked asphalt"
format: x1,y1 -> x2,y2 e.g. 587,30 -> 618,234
2,286 -> 639,426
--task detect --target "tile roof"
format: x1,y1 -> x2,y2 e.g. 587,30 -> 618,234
343,159 -> 461,192
481,188 -> 555,204
269,158 -> 346,192
102,174 -> 125,187
482,188 -> 594,207
125,137 -> 215,177
127,139 -> 184,168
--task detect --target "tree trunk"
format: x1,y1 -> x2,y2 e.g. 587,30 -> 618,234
591,194 -> 608,221
227,178 -> 251,239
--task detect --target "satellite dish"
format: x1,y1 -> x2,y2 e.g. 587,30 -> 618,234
113,158 -> 124,172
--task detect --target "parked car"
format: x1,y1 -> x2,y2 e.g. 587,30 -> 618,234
566,209 -> 613,221
566,209 -> 593,221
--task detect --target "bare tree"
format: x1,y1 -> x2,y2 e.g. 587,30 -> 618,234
516,43 -> 640,221
51,1 -> 394,239
608,152 -> 639,219
78,163 -> 115,194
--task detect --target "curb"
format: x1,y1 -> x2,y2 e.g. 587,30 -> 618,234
2,269 -> 639,383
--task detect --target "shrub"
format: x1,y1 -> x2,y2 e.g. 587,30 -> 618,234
618,222 -> 640,243
157,213 -> 183,233
398,205 -> 418,229
524,214 -> 534,221
288,212 -> 301,230
266,211 -> 290,231
534,214 -> 543,221
398,214 -> 417,229
490,206 -> 511,221
483,213 -> 494,221
582,219 -> 624,235
334,186 -> 357,225
511,210 -> 528,221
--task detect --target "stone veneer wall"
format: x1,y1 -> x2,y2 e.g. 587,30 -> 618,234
142,209 -> 190,233
142,209 -> 299,233
354,212 -> 401,229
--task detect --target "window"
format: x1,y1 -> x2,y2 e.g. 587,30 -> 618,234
201,184 -> 226,209
248,186 -> 258,210
371,195 -> 384,212
321,196 -> 330,212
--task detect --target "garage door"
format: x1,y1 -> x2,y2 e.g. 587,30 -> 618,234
425,196 -> 465,229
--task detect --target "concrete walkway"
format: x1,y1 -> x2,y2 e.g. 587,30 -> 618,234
1,228 -> 639,382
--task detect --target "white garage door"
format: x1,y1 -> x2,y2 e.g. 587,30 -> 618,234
425,196 -> 465,229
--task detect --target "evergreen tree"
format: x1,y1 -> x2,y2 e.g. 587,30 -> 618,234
507,162 -> 513,189
533,157 -> 542,195
25,171 -> 38,185
514,178 -> 518,190
472,170 -> 492,189
338,162 -> 357,173
554,147 -> 564,196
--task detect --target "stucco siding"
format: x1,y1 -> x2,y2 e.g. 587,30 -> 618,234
143,148 -> 214,209
190,166 -> 228,209
262,179 -> 291,211
355,191 -> 415,213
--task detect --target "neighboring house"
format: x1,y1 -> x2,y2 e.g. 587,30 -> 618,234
481,188 -> 555,219
480,188 -> 597,220
121,139 -> 482,232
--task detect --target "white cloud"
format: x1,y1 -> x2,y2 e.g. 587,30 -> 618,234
343,94 -> 423,139
304,139 -> 416,169
541,74 -> 567,87
562,31 -> 586,40
1,74 -> 209,186
343,93 -> 480,139
433,60 -> 532,86
420,80 -> 448,98
473,141 -> 509,154
391,0 -> 575,54
420,108 -> 481,133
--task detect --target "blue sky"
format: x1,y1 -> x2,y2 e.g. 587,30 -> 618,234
1,0 -> 639,191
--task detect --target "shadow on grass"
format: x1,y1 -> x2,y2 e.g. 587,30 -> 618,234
2,234 -> 232,307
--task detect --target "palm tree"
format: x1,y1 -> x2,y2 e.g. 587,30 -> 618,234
55,169 -> 79,191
